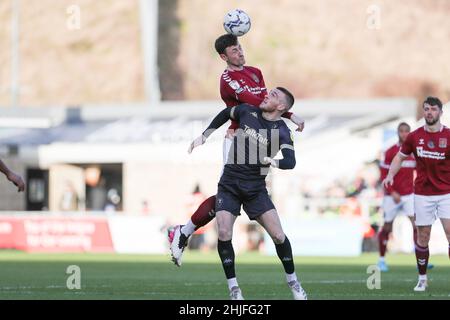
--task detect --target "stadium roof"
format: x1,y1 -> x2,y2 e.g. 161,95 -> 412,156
0,98 -> 417,146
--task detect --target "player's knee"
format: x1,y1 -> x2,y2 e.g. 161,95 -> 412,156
271,232 -> 286,244
217,226 -> 233,241
417,230 -> 431,246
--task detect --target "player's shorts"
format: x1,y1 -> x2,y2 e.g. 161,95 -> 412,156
382,194 -> 414,223
215,174 -> 275,220
414,193 -> 450,226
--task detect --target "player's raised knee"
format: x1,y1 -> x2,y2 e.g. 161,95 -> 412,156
271,232 -> 286,244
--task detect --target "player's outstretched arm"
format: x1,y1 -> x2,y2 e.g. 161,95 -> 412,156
382,152 -> 407,188
280,111 -> 305,132
0,159 -> 25,192
188,107 -> 235,154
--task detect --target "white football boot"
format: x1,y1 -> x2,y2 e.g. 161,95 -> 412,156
168,225 -> 189,267
230,286 -> 244,300
413,278 -> 428,292
288,280 -> 308,300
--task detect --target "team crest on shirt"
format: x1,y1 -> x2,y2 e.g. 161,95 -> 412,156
217,198 -> 223,207
427,140 -> 435,149
419,139 -> 424,145
250,73 -> 260,83
439,138 -> 447,148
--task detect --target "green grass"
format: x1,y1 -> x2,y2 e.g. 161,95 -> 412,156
0,250 -> 448,300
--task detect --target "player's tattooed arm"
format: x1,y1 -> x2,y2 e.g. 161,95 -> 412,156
188,107 -> 235,154
0,159 -> 25,192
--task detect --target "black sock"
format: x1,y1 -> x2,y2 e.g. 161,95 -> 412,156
217,239 -> 236,279
275,236 -> 295,274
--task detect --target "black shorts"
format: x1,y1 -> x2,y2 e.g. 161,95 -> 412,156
216,174 -> 275,220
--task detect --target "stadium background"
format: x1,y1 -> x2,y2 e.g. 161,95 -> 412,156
0,0 -> 449,299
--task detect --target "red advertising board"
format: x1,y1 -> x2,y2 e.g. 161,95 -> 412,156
0,215 -> 114,253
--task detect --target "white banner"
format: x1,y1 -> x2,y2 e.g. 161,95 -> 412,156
264,217 -> 365,256
108,216 -> 167,254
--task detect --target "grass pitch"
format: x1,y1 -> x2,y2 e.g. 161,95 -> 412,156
0,250 -> 448,300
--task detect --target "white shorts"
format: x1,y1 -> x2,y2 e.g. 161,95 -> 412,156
414,193 -> 450,226
382,194 -> 414,223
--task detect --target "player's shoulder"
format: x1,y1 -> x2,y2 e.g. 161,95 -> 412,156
385,143 -> 400,154
407,126 -> 425,138
442,125 -> 450,135
235,103 -> 254,113
244,66 -> 264,77
221,69 -> 233,82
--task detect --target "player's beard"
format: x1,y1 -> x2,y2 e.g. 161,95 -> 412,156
425,116 -> 439,126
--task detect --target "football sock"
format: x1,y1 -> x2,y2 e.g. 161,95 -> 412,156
275,236 -> 295,274
180,220 -> 196,237
191,195 -> 216,229
286,272 -> 298,283
227,277 -> 239,291
218,239 -> 236,280
378,229 -> 389,258
413,227 -> 418,245
415,244 -> 429,276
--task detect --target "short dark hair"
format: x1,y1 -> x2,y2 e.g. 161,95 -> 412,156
276,87 -> 295,110
423,96 -> 443,110
214,34 -> 238,55
397,122 -> 410,131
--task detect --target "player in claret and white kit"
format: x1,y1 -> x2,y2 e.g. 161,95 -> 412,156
383,97 -> 450,292
168,34 -> 305,266
377,122 -> 417,272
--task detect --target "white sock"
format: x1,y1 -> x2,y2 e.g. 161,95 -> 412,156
379,257 -> 385,263
418,274 -> 427,281
227,277 -> 239,291
181,220 -> 196,237
286,272 -> 298,283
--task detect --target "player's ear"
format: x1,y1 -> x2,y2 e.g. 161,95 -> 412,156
219,53 -> 228,62
278,103 -> 287,112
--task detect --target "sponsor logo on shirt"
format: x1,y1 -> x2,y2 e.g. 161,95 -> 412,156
419,139 -> 424,145
243,125 -> 269,145
416,147 -> 445,160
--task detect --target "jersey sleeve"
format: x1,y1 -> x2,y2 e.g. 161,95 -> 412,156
276,128 -> 296,169
221,73 -> 264,107
400,133 -> 414,156
230,104 -> 250,122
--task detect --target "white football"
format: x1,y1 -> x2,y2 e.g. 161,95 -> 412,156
223,9 -> 251,37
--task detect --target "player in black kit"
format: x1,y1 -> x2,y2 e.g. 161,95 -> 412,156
188,87 -> 307,300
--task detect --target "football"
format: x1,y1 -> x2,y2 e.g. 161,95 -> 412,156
223,9 -> 251,37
